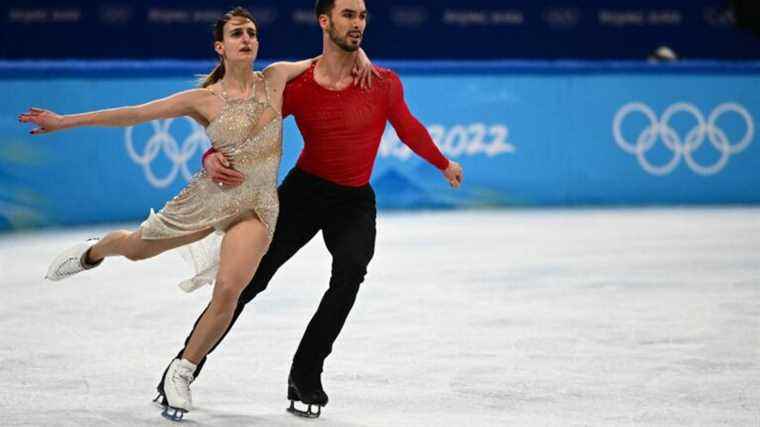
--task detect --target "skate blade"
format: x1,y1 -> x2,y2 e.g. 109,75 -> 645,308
161,405 -> 187,422
287,400 -> 321,418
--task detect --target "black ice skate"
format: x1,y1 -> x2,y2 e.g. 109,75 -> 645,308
286,371 -> 329,418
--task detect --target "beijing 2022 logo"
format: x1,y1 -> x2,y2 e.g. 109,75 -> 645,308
613,102 -> 754,176
125,118 -> 211,188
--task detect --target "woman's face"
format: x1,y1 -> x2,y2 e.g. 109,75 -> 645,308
216,17 -> 259,63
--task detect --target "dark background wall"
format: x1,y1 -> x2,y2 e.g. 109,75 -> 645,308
1,0 -> 758,60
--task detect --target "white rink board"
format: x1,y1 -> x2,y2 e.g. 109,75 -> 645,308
0,208 -> 758,426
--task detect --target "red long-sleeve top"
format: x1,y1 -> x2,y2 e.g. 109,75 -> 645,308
205,63 -> 449,187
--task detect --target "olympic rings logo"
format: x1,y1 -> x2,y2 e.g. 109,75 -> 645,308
125,118 -> 211,188
613,102 -> 754,176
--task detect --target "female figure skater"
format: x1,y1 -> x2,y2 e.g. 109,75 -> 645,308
18,7 -> 376,421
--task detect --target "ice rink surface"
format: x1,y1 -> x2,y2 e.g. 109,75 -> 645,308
0,208 -> 758,427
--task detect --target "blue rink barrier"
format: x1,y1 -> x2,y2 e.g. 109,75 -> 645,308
0,61 -> 759,230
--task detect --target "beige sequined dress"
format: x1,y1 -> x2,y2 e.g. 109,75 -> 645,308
139,71 -> 282,291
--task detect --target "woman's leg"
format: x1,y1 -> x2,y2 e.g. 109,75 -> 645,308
159,217 -> 269,417
182,216 -> 270,364
45,227 -> 216,282
87,228 -> 213,263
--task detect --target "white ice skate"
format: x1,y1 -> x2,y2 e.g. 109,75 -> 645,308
45,238 -> 102,281
160,358 -> 196,421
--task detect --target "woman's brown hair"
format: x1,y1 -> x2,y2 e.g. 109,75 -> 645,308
199,7 -> 258,88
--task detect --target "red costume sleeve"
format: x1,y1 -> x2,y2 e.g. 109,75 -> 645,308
386,72 -> 449,170
201,147 -> 216,168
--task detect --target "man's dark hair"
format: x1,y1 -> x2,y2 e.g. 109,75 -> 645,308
314,0 -> 337,19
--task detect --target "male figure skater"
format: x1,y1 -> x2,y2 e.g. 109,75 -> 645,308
159,0 -> 463,418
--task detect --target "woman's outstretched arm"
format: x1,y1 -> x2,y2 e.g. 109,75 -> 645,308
19,89 -> 211,135
263,48 -> 379,91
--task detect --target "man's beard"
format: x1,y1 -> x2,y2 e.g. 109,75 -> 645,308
328,22 -> 360,52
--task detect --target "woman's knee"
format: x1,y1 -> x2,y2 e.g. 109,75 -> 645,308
212,276 -> 247,309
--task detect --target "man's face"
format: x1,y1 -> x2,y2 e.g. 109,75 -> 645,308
324,0 -> 367,52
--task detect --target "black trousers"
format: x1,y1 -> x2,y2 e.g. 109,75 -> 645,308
170,167 -> 377,381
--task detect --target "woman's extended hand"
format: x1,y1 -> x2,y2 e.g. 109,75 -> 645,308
19,108 -> 66,135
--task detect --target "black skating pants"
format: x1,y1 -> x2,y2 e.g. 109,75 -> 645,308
168,167 -> 377,381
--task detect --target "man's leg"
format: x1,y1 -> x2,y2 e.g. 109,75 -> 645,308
157,169 -> 322,390
290,190 -> 376,397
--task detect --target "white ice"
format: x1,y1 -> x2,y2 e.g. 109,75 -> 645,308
0,208 -> 758,426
